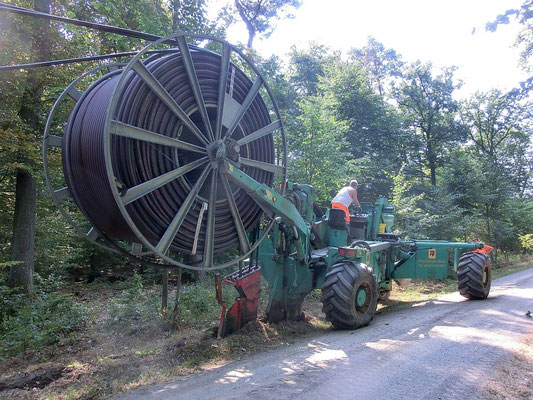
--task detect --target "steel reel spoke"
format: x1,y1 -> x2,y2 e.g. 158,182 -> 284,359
215,43 -> 231,141
54,187 -> 72,201
203,169 -> 218,267
66,87 -> 82,101
120,157 -> 209,205
46,134 -> 62,147
236,120 -> 282,146
176,36 -> 214,142
223,77 -> 263,141
221,175 -> 250,254
130,59 -> 209,146
111,120 -> 207,153
240,157 -> 285,175
156,164 -> 212,254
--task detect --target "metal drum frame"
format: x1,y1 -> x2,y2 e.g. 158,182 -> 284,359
46,33 -> 287,270
43,62 -> 127,254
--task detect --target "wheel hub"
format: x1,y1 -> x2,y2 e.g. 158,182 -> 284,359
207,140 -> 240,164
356,287 -> 367,307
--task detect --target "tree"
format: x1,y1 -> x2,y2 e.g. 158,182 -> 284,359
391,162 -> 466,241
170,0 -> 208,34
486,0 -> 533,74
287,43 -> 335,96
394,62 -> 464,186
461,89 -> 532,196
349,36 -> 403,98
220,0 -> 301,48
1,0 -> 55,293
288,95 -> 349,203
318,59 -> 406,199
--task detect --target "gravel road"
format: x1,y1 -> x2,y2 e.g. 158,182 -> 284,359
115,268 -> 533,400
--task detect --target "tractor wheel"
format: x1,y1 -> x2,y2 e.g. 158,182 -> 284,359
321,261 -> 378,329
457,252 -> 492,299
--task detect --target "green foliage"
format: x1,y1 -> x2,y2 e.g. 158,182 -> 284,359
288,43 -> 335,96
109,273 -> 160,325
393,62 -> 464,186
460,89 -> 531,195
391,165 -> 465,240
0,275 -> 85,358
288,95 -> 350,203
486,0 -> 532,73
349,36 -> 404,98
175,282 -> 223,327
315,56 -> 405,200
519,233 -> 533,252
221,0 -> 302,47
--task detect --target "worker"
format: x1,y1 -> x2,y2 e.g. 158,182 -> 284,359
331,180 -> 360,223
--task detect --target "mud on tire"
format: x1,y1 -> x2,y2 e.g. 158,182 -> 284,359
321,261 -> 378,329
457,252 -> 492,299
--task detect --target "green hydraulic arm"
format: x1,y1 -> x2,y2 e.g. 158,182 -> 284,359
221,161 -> 311,263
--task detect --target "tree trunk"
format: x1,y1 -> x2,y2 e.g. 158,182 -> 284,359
426,139 -> 437,186
8,169 -> 36,292
188,254 -> 206,282
161,268 -> 169,311
234,0 -> 256,48
246,28 -> 256,49
170,267 -> 183,323
429,164 -> 436,186
8,0 -> 52,293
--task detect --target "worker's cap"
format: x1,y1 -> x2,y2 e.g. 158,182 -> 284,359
350,179 -> 358,187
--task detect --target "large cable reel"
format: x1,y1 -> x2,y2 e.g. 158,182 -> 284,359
43,33 -> 287,270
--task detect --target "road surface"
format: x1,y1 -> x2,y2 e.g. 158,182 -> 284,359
115,268 -> 533,400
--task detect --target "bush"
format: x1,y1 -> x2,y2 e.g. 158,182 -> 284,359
519,234 -> 533,253
176,282 -> 223,328
171,279 -> 243,329
109,273 -> 161,325
0,275 -> 85,358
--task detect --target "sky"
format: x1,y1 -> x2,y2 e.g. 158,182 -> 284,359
212,0 -> 529,97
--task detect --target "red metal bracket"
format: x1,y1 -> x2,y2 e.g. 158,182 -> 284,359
216,264 -> 261,337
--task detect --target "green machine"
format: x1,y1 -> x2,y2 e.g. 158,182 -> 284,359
220,162 -> 492,330
41,31 -> 492,335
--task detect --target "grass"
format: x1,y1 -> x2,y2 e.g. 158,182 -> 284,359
492,263 -> 531,279
0,259 -> 531,400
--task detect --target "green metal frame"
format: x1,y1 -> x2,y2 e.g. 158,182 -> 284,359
220,164 -> 484,320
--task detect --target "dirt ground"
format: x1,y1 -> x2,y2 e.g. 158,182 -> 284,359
110,266 -> 533,400
481,333 -> 533,400
0,262 -> 531,400
0,286 -> 329,399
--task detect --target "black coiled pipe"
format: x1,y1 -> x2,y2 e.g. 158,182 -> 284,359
63,49 -> 274,255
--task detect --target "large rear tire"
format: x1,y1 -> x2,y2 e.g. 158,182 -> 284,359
321,261 -> 378,329
457,252 -> 492,299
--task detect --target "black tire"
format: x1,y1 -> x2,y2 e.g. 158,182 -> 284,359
457,252 -> 492,299
321,261 -> 378,329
